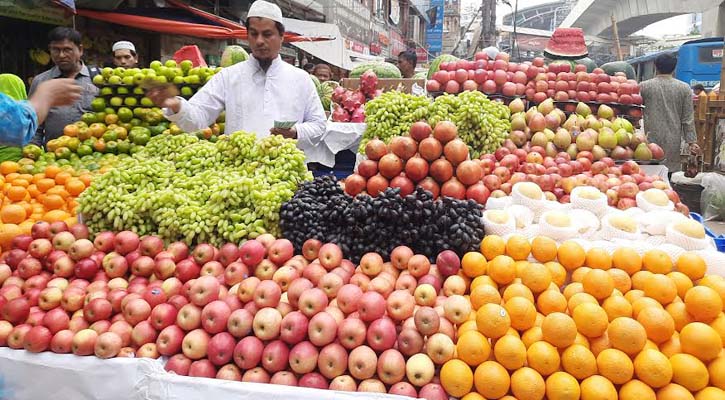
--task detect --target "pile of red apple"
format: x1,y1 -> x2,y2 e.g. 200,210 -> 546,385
426,51 -> 529,97
344,121 -> 492,204
482,145 -> 688,213
0,221 -> 471,399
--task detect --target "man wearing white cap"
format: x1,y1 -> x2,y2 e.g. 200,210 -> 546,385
112,41 -> 138,68
147,0 -> 326,153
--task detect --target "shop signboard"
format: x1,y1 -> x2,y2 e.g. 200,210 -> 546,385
425,0 -> 444,56
391,30 -> 406,57
370,42 -> 382,55
0,0 -> 70,25
329,0 -> 372,45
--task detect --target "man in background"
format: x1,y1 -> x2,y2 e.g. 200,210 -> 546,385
397,50 -> 417,79
29,27 -> 98,147
312,63 -> 332,82
112,41 -> 139,68
640,52 -> 700,173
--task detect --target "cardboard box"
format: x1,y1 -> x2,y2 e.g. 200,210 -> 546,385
340,78 -> 425,94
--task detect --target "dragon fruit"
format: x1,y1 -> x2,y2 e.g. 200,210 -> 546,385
360,69 -> 378,97
372,89 -> 383,99
332,104 -> 351,122
331,85 -> 346,104
342,90 -> 365,111
350,107 -> 366,123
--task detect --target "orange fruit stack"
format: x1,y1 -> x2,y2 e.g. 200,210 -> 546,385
0,161 -> 91,251
441,235 -> 725,400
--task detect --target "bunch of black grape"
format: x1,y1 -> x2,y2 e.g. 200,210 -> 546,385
280,175 -> 485,262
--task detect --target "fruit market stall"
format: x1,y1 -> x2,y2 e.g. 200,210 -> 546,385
2,50 -> 725,400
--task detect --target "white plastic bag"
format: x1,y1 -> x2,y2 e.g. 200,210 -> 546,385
701,172 -> 725,221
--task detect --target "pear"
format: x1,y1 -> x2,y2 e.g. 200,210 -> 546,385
634,143 -> 653,161
673,220 -> 706,239
577,187 -> 602,200
615,129 -> 631,147
509,98 -> 525,114
546,212 -> 572,228
597,104 -> 614,119
642,189 -> 669,206
511,115 -> 527,131
517,182 -> 543,200
563,114 -> 579,131
544,128 -> 555,141
531,132 -> 549,148
575,129 -> 597,152
553,128 -> 572,149
538,98 -> 555,115
597,127 -> 617,150
609,215 -> 638,233
575,102 -> 591,117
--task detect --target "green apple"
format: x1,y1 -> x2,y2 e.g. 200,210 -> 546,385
109,97 -> 123,107
122,76 -> 134,85
180,86 -> 194,97
180,60 -> 193,73
113,67 -> 125,76
133,87 -> 144,95
108,75 -> 122,85
140,97 -> 154,107
164,60 -> 177,68
116,87 -> 129,95
101,67 -> 114,78
150,60 -> 162,71
92,74 -> 106,85
124,97 -> 138,107
173,76 -> 185,85
100,87 -> 113,96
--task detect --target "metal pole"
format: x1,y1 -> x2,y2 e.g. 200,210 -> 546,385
513,0 -> 518,61
611,14 -> 624,61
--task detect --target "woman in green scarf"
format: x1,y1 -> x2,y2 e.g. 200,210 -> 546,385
0,74 -> 28,162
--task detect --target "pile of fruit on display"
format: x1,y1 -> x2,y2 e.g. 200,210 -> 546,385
77,131 -> 310,245
0,161 -> 90,251
91,59 -> 220,93
359,90 -> 511,157
508,98 -> 661,162
0,219 -> 723,399
345,121 -> 495,204
330,70 -> 380,123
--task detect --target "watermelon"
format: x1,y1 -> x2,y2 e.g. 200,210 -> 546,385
600,61 -> 636,80
574,57 -> 597,72
427,54 -> 458,80
548,59 -> 576,71
319,81 -> 338,111
220,45 -> 249,68
349,62 -> 402,79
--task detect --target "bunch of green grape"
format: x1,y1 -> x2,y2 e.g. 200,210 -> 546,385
78,131 -> 311,246
445,91 -> 511,158
358,91 -> 431,153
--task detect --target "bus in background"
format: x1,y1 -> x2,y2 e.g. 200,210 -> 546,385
628,37 -> 723,90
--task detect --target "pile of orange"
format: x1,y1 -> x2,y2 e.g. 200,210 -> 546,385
0,161 -> 91,250
440,234 -> 725,400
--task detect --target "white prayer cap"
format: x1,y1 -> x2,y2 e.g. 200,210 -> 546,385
112,41 -> 136,53
247,0 -> 284,25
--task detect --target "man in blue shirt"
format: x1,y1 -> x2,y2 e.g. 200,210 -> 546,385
0,79 -> 81,146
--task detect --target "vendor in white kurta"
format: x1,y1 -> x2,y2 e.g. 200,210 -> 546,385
147,0 -> 326,150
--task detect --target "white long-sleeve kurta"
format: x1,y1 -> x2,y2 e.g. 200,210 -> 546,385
164,56 -> 326,151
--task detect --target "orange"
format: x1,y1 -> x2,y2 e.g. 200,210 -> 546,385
596,348 -> 633,384
602,295 -> 633,321
699,276 -> 725,306
656,383 -> 694,400
471,275 -> 497,291
582,269 -> 615,300
440,359 -> 473,397
505,297 -> 537,331
607,317 -> 647,355
585,247 -> 612,270
574,332 -> 590,348
473,361 -> 510,399
42,194 -> 65,210
0,204 -> 26,224
65,179 -> 86,197
506,234 -> 531,261
545,371 -> 581,400
632,297 -> 664,319
541,312 -> 577,348
695,387 -> 725,400
675,253 -> 707,280
612,247 -> 642,275
659,333 -> 682,358
521,326 -> 543,349
480,235 -> 506,261
6,186 -> 28,202
633,349 -> 673,388
631,271 -> 653,291
44,165 -> 60,179
679,322 -> 722,362
684,286 -> 723,323
666,301 -> 695,331
607,268 -> 632,294
619,379 -> 656,400
669,353 -> 709,392
11,178 -> 29,188
78,174 -> 92,187
637,307 -> 675,344
531,236 -> 558,263
488,255 -> 516,285
573,303 -> 609,338
26,184 -> 39,198
461,393 -> 485,400
537,290 -> 568,315
470,284 -> 501,310
54,171 -> 72,185
502,283 -> 535,303
642,249 -> 673,274
456,330 -> 491,367
561,344 -> 597,380
558,240 -> 586,271
0,161 -> 19,175
461,252 -> 487,278
572,267 -> 592,283
643,273 -> 678,305
476,303 -> 510,339
563,282 -> 584,300
588,332 -> 610,357
568,292 -> 598,313
510,367 -> 546,400
668,271 -> 694,300
458,320 -> 478,336
527,341 -> 561,376
46,186 -> 69,198
579,375 -> 617,400
520,263 -> 552,294
708,355 -> 725,389
545,261 -> 567,288
712,313 -> 725,344
494,334 -> 527,370
42,209 -> 70,223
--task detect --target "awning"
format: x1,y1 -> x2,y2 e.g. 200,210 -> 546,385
76,8 -> 333,42
285,18 -> 376,70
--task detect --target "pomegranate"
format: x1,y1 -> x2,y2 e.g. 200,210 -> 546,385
404,156 -> 429,183
409,121 -> 432,142
378,153 -> 404,179
455,160 -> 482,186
364,139 -> 387,161
432,121 -> 457,144
344,174 -> 367,196
390,176 -> 415,197
417,177 -> 440,199
366,174 -> 389,197
443,139 -> 469,166
441,178 -> 466,199
429,159 -> 453,183
418,137 -> 443,162
357,160 -> 378,178
389,136 -> 418,161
